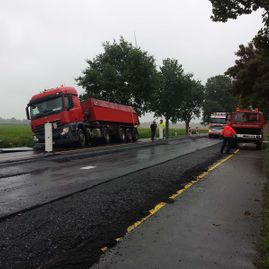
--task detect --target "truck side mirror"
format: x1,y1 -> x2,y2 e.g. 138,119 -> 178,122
25,106 -> 30,120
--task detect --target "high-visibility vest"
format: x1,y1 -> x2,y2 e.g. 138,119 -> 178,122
221,126 -> 236,137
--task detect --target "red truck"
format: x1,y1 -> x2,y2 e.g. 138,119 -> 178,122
26,86 -> 139,147
208,112 -> 229,138
230,107 -> 265,149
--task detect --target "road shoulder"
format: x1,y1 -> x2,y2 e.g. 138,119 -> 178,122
93,148 -> 267,269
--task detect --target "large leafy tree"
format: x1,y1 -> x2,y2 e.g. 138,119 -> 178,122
209,0 -> 269,26
209,1 -> 269,116
151,58 -> 186,137
225,42 -> 269,110
176,75 -> 204,134
209,0 -> 269,51
76,37 -> 158,116
202,75 -> 236,124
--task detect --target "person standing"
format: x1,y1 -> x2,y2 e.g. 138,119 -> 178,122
159,119 -> 165,139
220,124 -> 237,154
150,121 -> 157,141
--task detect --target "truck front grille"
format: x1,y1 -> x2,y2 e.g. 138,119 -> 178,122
34,121 -> 61,137
234,128 -> 261,135
34,124 -> 45,136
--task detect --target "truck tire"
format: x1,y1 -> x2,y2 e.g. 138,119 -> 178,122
132,128 -> 139,141
118,128 -> 126,142
256,142 -> 262,150
125,128 -> 133,142
78,128 -> 87,147
103,128 -> 111,144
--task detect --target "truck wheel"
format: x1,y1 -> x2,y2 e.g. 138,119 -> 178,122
103,128 -> 111,144
132,128 -> 139,141
125,128 -> 133,142
78,129 -> 87,147
118,128 -> 126,142
256,142 -> 262,150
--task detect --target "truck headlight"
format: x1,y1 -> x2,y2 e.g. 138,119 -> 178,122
61,127 -> 69,135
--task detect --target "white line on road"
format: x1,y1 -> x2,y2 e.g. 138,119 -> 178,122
80,166 -> 96,170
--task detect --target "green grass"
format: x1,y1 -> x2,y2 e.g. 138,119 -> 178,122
259,132 -> 269,268
138,127 -> 185,138
0,124 -> 33,148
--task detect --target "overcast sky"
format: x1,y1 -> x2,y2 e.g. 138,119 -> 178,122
0,0 -> 263,121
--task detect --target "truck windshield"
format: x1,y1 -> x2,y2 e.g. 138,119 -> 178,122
210,118 -> 226,124
29,96 -> 63,119
232,112 -> 259,123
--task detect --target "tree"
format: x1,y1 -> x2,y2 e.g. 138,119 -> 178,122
225,42 -> 269,111
202,75 -> 236,124
76,37 -> 158,116
209,0 -> 269,49
150,58 -> 186,137
209,0 -> 269,115
176,76 -> 204,135
209,0 -> 269,26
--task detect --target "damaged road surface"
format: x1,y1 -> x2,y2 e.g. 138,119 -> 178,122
0,137 -> 222,269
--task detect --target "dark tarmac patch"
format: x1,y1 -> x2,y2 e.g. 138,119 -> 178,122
0,144 -> 222,269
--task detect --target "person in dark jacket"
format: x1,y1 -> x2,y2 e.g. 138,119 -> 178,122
220,124 -> 237,154
150,121 -> 157,141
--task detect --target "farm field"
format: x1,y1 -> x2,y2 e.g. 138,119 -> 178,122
0,124 -> 33,148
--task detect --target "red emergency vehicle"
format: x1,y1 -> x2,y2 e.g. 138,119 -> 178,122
230,107 -> 265,149
208,112 -> 229,138
26,86 -> 139,147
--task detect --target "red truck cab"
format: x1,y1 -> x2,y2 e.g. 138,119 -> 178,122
208,112 -> 229,138
230,108 -> 265,149
26,86 -> 139,147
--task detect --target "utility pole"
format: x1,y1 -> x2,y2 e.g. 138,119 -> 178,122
134,31 -> 138,48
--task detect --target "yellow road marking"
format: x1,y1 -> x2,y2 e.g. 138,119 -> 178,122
169,149 -> 240,200
126,202 -> 166,233
101,246 -> 108,253
100,148 -> 240,253
149,202 -> 166,215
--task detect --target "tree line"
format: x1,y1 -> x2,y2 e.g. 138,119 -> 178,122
76,38 -> 235,136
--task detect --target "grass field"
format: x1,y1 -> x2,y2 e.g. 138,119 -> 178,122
0,124 -> 208,148
0,124 -> 33,148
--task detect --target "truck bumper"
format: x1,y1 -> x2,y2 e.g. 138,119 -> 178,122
33,124 -> 80,147
236,134 -> 262,143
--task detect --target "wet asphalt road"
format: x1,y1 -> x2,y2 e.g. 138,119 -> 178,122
0,138 -> 223,269
93,144 -> 266,269
0,137 -> 220,219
